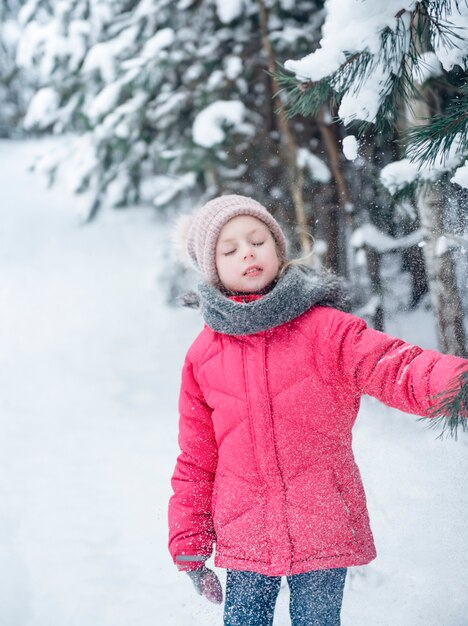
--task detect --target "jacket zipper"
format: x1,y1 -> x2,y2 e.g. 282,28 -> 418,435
262,336 -> 295,572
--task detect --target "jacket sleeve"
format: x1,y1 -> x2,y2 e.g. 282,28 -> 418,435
168,353 -> 218,571
327,310 -> 468,416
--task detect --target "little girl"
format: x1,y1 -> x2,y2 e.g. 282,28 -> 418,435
168,194 -> 467,626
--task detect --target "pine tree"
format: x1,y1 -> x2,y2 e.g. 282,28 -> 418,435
18,0 -> 396,310
0,0 -> 29,137
18,0 -> 410,329
281,0 -> 468,436
17,0 -> 332,229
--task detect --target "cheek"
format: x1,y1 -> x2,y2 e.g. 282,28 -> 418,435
266,244 -> 280,268
215,256 -> 232,278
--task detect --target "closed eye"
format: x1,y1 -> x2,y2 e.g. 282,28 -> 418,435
252,241 -> 265,247
223,249 -> 236,256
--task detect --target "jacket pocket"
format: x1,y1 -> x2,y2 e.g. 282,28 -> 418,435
332,471 -> 357,539
287,469 -> 357,558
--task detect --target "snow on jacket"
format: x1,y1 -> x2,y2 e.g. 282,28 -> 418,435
168,267 -> 467,576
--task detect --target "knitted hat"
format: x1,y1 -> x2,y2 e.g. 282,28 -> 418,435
176,194 -> 288,284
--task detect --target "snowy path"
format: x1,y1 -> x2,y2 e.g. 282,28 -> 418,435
0,140 -> 467,626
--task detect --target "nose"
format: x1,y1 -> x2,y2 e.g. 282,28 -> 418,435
242,243 -> 255,259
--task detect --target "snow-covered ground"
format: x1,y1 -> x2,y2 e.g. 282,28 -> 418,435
0,139 -> 467,626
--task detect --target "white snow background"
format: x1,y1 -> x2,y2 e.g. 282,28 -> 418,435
0,139 -> 467,626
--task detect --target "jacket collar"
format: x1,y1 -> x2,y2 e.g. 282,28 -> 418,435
228,293 -> 264,304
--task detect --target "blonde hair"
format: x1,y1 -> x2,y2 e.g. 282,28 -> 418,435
278,231 -> 317,276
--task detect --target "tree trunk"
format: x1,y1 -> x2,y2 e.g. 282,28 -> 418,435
256,0 -> 311,258
406,100 -> 466,354
403,16 -> 466,355
317,111 -> 388,329
317,114 -> 351,276
402,240 -> 428,308
415,180 -> 466,354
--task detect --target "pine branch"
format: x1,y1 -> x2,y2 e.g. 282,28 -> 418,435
426,0 -> 467,43
381,179 -> 420,203
404,85 -> 468,165
368,55 -> 420,133
279,10 -> 418,130
275,69 -> 334,119
330,51 -> 373,95
428,0 -> 465,21
279,1 -> 467,134
419,370 -> 468,439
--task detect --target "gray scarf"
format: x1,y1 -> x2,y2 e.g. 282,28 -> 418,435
183,265 -> 350,336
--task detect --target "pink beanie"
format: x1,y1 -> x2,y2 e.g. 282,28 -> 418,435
183,194 -> 288,284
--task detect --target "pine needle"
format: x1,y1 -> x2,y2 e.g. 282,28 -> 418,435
404,85 -> 468,166
418,370 -> 468,440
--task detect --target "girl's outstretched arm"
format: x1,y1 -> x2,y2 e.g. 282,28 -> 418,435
323,310 -> 467,424
168,355 -> 218,571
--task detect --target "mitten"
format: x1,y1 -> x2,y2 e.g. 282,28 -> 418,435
187,566 -> 223,604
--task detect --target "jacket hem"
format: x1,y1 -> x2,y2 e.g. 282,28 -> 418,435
214,549 -> 377,576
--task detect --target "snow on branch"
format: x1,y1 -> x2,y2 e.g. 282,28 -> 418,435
23,87 -> 59,129
215,0 -> 245,24
297,148 -> 331,182
451,160 -> 468,189
283,1 -> 468,127
152,173 -> 197,208
380,140 -> 465,194
192,100 -> 248,148
352,223 -> 468,256
436,233 -> 468,254
285,0 -> 417,83
351,223 -> 423,253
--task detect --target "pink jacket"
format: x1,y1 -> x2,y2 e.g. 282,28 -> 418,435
168,305 -> 466,576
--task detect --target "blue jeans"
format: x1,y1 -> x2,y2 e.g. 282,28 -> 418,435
223,568 -> 347,626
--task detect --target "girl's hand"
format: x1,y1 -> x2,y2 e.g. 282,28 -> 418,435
187,566 -> 223,604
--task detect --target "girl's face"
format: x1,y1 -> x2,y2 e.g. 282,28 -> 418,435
215,215 -> 281,293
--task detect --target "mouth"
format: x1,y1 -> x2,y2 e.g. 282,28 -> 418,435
243,266 -> 262,277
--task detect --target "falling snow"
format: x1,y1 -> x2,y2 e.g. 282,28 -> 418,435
1,140 -> 467,625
